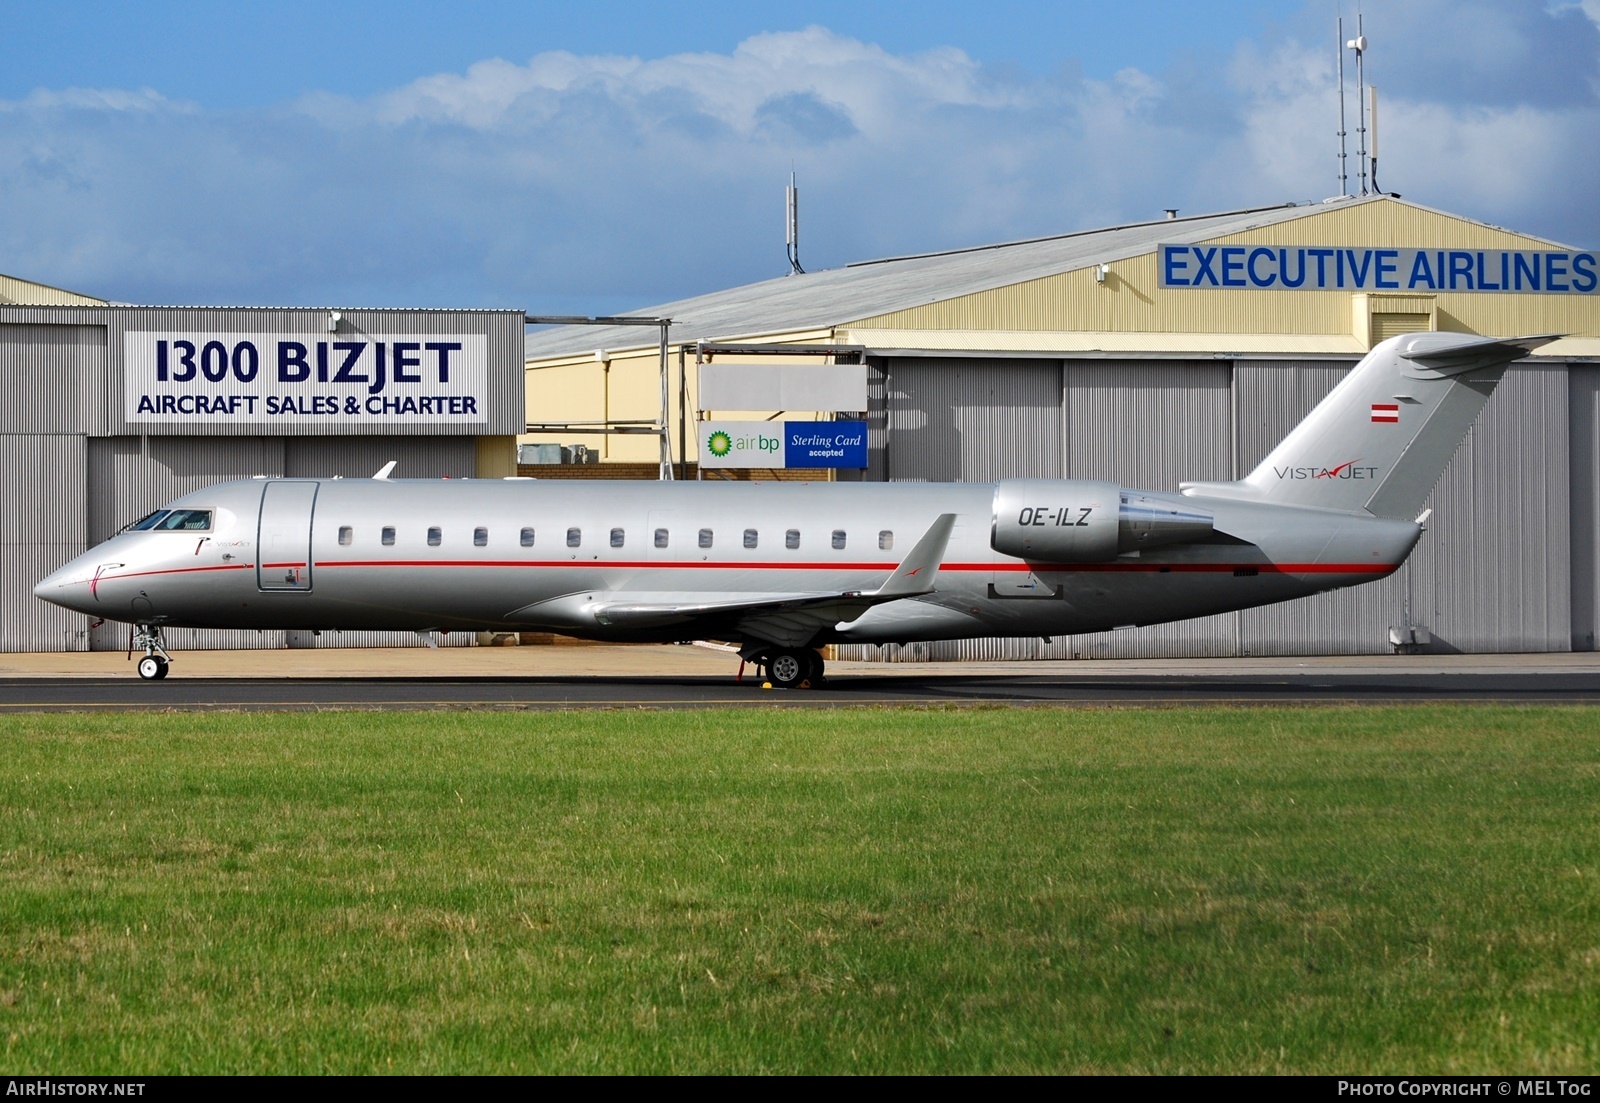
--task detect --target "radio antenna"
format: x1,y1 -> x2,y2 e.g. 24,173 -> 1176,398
1347,14 -> 1369,195
1335,15 -> 1350,198
785,170 -> 804,275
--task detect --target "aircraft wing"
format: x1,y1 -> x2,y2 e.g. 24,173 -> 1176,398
506,513 -> 958,647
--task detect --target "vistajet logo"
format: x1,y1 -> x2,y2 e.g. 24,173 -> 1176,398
1274,460 -> 1380,481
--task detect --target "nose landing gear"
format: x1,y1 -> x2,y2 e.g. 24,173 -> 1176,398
130,624 -> 173,680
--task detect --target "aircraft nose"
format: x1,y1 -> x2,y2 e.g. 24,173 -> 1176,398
33,554 -> 98,613
33,562 -> 72,601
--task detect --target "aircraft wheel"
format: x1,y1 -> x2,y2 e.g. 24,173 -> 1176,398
804,649 -> 825,685
137,656 -> 163,680
153,657 -> 170,680
766,649 -> 809,689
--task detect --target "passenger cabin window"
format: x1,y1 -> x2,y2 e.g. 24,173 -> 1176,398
382,526 -> 396,547
520,527 -> 535,548
785,529 -> 800,550
566,527 -> 581,548
427,527 -> 442,547
698,528 -> 713,549
832,530 -> 846,550
338,526 -> 353,546
743,528 -> 758,549
610,527 -> 625,548
474,527 -> 488,547
654,528 -> 669,548
154,509 -> 212,532
878,530 -> 894,551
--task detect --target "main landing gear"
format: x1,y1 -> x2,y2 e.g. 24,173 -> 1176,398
757,646 -> 825,690
131,623 -> 173,680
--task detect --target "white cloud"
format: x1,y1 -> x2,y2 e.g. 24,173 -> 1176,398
0,13 -> 1594,310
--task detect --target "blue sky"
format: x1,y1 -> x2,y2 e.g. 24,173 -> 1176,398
3,1 -> 1597,312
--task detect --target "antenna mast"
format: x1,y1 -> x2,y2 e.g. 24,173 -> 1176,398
1336,15 -> 1350,198
1347,15 -> 1369,195
785,171 -> 804,275
1368,84 -> 1381,193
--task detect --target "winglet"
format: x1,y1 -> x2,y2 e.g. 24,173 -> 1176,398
373,460 -> 398,480
872,513 -> 957,599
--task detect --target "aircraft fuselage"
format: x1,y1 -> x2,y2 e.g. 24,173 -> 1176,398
36,476 -> 1418,646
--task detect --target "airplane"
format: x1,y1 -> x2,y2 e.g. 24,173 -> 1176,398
35,331 -> 1556,687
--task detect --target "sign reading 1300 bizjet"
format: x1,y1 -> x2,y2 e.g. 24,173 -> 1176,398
124,332 -> 489,425
1159,245 -> 1598,294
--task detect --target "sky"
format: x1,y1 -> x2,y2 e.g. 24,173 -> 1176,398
3,1 -> 1598,313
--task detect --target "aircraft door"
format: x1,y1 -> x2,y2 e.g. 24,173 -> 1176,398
257,481 -> 318,592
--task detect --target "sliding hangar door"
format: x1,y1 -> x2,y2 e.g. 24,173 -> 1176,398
843,354 -> 1583,660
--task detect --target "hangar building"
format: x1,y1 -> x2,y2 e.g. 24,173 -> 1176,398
522,196 -> 1600,659
1,294 -> 524,652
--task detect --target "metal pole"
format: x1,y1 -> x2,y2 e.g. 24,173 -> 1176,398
658,320 -> 672,480
1354,14 -> 1368,196
1336,16 -> 1348,198
677,344 -> 687,480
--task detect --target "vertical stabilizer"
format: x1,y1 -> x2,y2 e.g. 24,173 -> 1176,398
1182,333 -> 1559,519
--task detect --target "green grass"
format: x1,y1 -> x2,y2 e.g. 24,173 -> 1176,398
0,706 -> 1596,1074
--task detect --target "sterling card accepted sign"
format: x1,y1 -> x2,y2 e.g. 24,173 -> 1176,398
699,421 -> 867,469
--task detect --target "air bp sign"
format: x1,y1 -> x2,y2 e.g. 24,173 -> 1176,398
124,332 -> 489,425
699,420 -> 867,468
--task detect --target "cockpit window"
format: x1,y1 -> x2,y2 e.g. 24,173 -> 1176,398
153,509 -> 213,532
125,510 -> 171,532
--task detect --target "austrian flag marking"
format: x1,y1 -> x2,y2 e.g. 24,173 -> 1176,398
1371,403 -> 1400,423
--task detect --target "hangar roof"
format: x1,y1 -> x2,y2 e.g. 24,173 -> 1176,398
525,195 -> 1558,361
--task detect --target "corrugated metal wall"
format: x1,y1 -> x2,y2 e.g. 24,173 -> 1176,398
1573,366 -> 1600,652
882,358 -> 1061,482
0,323 -> 106,433
1405,368 -> 1571,652
284,436 -> 477,479
1,434 -> 89,651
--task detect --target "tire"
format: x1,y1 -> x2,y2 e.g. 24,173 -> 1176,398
766,649 -> 808,689
137,656 -> 162,680
153,657 -> 170,680
803,649 -> 825,685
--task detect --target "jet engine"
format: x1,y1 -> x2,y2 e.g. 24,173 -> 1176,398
991,479 -> 1214,562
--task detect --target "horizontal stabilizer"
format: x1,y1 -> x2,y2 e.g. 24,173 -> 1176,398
1400,333 -> 1563,375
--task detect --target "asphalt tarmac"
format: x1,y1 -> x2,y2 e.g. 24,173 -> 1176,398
1,645 -> 1597,710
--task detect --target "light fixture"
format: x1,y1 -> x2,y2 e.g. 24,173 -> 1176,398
327,310 -> 342,333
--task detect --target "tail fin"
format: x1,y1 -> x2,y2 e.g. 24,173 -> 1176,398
1182,332 -> 1560,518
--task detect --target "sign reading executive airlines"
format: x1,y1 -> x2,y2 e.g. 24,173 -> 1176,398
1159,244 -> 1598,294
700,420 -> 867,469
124,332 -> 489,425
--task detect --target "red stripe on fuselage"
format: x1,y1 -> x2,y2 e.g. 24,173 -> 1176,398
310,559 -> 1395,575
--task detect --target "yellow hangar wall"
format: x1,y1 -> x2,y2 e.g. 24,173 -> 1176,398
523,198 -> 1599,464
843,200 -> 1598,351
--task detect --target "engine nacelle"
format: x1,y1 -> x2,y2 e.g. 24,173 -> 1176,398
992,479 -> 1215,562
992,479 -> 1121,562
